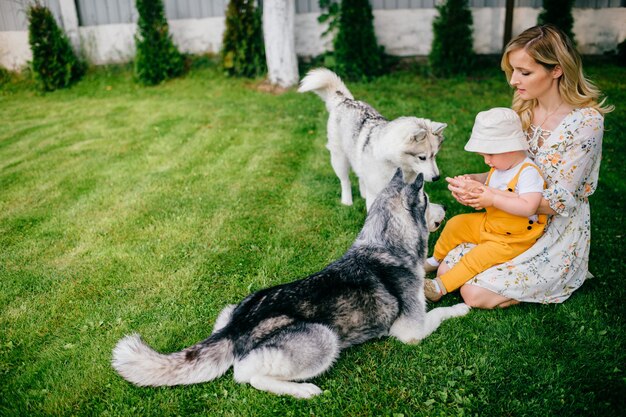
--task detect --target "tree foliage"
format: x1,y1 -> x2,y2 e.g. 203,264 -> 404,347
429,0 -> 475,78
319,0 -> 385,80
221,0 -> 266,77
26,1 -> 85,91
134,0 -> 185,85
538,0 -> 576,45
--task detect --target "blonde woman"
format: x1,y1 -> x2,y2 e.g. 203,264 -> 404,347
440,24 -> 613,308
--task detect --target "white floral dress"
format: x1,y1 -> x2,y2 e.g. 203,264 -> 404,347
443,108 -> 604,303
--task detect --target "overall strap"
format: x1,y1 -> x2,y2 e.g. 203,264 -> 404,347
485,167 -> 496,186
506,162 -> 545,191
507,162 -> 549,224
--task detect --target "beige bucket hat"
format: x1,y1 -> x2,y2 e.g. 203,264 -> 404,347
464,107 -> 528,154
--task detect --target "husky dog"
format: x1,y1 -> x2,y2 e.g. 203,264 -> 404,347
112,171 -> 469,399
298,68 -> 447,211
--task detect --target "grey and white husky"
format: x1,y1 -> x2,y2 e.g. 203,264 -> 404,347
298,68 -> 447,211
112,171 -> 469,399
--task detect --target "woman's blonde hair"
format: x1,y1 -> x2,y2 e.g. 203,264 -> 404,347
500,24 -> 613,130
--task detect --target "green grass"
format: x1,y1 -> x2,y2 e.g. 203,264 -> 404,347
1,59 -> 624,416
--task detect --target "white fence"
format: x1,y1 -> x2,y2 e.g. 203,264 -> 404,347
1,0 -> 625,71
2,0 -> 623,29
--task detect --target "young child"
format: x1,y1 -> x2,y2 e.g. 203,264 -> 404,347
424,107 -> 547,302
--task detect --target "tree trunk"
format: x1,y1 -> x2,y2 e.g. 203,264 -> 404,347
262,0 -> 299,88
58,0 -> 81,53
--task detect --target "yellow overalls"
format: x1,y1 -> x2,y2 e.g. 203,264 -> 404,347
433,163 -> 547,293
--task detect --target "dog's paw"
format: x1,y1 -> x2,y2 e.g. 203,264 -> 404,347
291,383 -> 323,399
450,303 -> 471,317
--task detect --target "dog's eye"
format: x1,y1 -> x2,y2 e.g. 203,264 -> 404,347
419,156 -> 427,161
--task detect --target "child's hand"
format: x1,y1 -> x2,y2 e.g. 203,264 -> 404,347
466,186 -> 495,210
447,176 -> 486,206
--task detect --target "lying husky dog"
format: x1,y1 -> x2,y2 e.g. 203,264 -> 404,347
112,171 -> 469,399
298,68 -> 447,211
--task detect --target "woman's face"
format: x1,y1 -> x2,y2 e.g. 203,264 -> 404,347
507,48 -> 561,101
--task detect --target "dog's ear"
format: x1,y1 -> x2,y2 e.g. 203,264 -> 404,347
391,168 -> 404,186
411,128 -> 427,142
404,173 -> 424,206
432,122 -> 447,135
412,173 -> 424,191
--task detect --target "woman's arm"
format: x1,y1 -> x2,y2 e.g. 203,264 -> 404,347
536,197 -> 557,215
539,111 -> 604,216
466,172 -> 488,183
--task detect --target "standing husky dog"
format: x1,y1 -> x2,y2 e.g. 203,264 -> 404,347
112,171 -> 469,399
298,68 -> 447,211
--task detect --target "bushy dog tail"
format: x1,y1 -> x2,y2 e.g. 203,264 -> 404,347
112,333 -> 234,387
298,68 -> 353,103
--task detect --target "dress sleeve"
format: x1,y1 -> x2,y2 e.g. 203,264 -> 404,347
541,110 -> 604,217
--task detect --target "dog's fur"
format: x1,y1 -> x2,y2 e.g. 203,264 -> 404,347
298,68 -> 447,211
112,171 -> 469,399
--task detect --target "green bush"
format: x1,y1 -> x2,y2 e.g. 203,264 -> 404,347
324,0 -> 385,80
429,0 -> 475,78
221,0 -> 266,78
538,0 -> 576,45
26,2 -> 85,91
0,66 -> 10,85
134,0 -> 185,85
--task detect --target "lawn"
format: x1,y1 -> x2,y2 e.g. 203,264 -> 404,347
1,59 -> 624,416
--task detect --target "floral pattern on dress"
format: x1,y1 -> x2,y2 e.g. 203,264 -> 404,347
443,108 -> 604,303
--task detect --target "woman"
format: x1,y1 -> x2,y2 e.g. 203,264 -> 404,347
440,24 -> 613,309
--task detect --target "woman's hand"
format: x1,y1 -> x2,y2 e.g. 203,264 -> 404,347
537,197 -> 558,215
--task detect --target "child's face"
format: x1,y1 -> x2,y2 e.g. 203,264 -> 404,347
477,151 -> 525,170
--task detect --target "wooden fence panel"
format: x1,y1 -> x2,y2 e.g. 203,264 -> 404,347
0,0 -> 62,31
75,0 -> 135,25
163,0 -> 226,19
1,0 -> 623,31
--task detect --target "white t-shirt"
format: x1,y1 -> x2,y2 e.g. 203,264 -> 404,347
487,157 -> 544,194
486,157 -> 544,220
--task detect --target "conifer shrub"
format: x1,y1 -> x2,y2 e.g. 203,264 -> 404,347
429,0 -> 475,78
221,0 -> 265,77
321,0 -> 385,80
0,66 -> 11,86
134,0 -> 185,85
27,2 -> 85,91
318,0 -> 340,40
538,0 -> 576,45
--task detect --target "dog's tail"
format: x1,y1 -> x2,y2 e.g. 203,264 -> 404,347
112,333 -> 234,387
298,68 -> 353,103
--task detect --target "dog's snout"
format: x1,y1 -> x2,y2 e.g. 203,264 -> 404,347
434,222 -> 441,228
431,175 -> 440,182
442,205 -> 447,212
